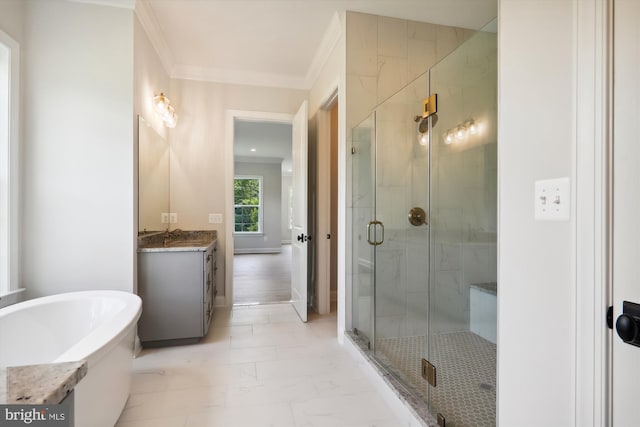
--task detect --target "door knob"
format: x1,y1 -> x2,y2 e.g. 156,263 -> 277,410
615,301 -> 640,347
616,314 -> 639,343
297,233 -> 304,242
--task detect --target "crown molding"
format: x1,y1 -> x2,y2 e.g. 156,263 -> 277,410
171,65 -> 309,91
132,2 -> 341,91
66,0 -> 135,9
134,0 -> 174,76
304,11 -> 343,89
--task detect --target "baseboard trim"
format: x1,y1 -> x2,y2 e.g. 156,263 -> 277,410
234,248 -> 281,254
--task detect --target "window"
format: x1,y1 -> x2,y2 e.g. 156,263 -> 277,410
0,30 -> 20,300
234,176 -> 262,233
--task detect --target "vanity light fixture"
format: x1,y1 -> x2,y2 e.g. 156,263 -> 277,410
466,120 -> 478,135
445,131 -> 454,144
418,132 -> 429,146
153,93 -> 178,128
443,119 -> 479,145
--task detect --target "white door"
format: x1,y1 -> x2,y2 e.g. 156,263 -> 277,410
612,1 -> 640,424
291,101 -> 309,322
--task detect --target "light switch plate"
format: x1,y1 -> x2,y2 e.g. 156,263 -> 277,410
169,213 -> 178,224
208,213 -> 223,224
534,177 -> 570,221
161,213 -> 169,224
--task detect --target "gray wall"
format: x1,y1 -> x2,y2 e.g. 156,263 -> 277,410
233,161 -> 282,253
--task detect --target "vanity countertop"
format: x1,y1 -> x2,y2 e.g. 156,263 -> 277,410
0,361 -> 87,404
138,230 -> 217,253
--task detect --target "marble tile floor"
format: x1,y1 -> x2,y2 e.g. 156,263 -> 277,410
115,304 -> 403,427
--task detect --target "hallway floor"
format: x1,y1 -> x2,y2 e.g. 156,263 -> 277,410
233,245 -> 292,305
115,304 -> 402,427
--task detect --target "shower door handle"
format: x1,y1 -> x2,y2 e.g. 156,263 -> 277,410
366,221 -> 384,246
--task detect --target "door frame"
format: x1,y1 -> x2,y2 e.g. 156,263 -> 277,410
313,90 -> 338,315
224,109 -> 294,306
574,0 -> 612,424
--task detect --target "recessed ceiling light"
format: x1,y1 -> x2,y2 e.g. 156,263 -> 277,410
250,148 -> 256,152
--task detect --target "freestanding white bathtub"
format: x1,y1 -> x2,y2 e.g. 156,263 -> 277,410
0,290 -> 142,427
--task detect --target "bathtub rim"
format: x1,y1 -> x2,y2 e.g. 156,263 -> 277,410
0,290 -> 142,367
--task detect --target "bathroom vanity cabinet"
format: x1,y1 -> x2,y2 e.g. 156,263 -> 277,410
138,240 -> 217,345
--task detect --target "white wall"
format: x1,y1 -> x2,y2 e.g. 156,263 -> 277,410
233,161 -> 282,253
168,78 -> 307,298
498,1 -> 576,424
22,0 -> 135,297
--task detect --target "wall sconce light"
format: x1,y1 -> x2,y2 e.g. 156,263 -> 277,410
445,130 -> 454,145
444,119 -> 478,145
153,93 -> 178,128
466,120 -> 478,135
415,113 -> 430,147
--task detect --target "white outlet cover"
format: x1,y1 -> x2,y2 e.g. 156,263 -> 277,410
534,177 -> 570,221
209,213 -> 223,224
169,213 -> 178,223
161,213 -> 169,224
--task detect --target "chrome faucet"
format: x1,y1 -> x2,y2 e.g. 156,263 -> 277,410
163,229 -> 183,247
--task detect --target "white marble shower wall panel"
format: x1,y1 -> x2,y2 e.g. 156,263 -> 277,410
405,236 -> 429,337
432,269 -> 468,334
375,187 -> 408,231
462,242 -> 497,287
346,11 -> 474,131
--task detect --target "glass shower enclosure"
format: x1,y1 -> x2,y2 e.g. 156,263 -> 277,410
351,20 -> 497,427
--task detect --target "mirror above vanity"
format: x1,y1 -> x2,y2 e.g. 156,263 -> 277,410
138,115 -> 169,233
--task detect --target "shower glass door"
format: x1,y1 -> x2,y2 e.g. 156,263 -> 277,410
351,113 -> 375,346
373,72 -> 431,398
428,20 -> 497,426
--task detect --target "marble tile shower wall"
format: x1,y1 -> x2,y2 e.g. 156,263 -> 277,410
430,31 -> 498,335
347,12 -> 497,341
374,73 -> 430,340
345,11 -> 475,131
346,11 -> 474,341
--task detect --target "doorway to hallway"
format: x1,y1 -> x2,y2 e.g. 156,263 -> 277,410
233,244 -> 292,305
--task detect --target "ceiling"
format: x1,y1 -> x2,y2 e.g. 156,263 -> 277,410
137,0 -> 497,89
234,121 -> 293,174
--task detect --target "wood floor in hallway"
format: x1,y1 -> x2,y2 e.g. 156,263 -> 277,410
233,244 -> 292,305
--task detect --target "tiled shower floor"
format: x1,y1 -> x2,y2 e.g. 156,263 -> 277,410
375,332 -> 496,427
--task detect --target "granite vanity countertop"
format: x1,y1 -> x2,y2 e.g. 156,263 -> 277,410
138,230 -> 217,252
0,361 -> 87,404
